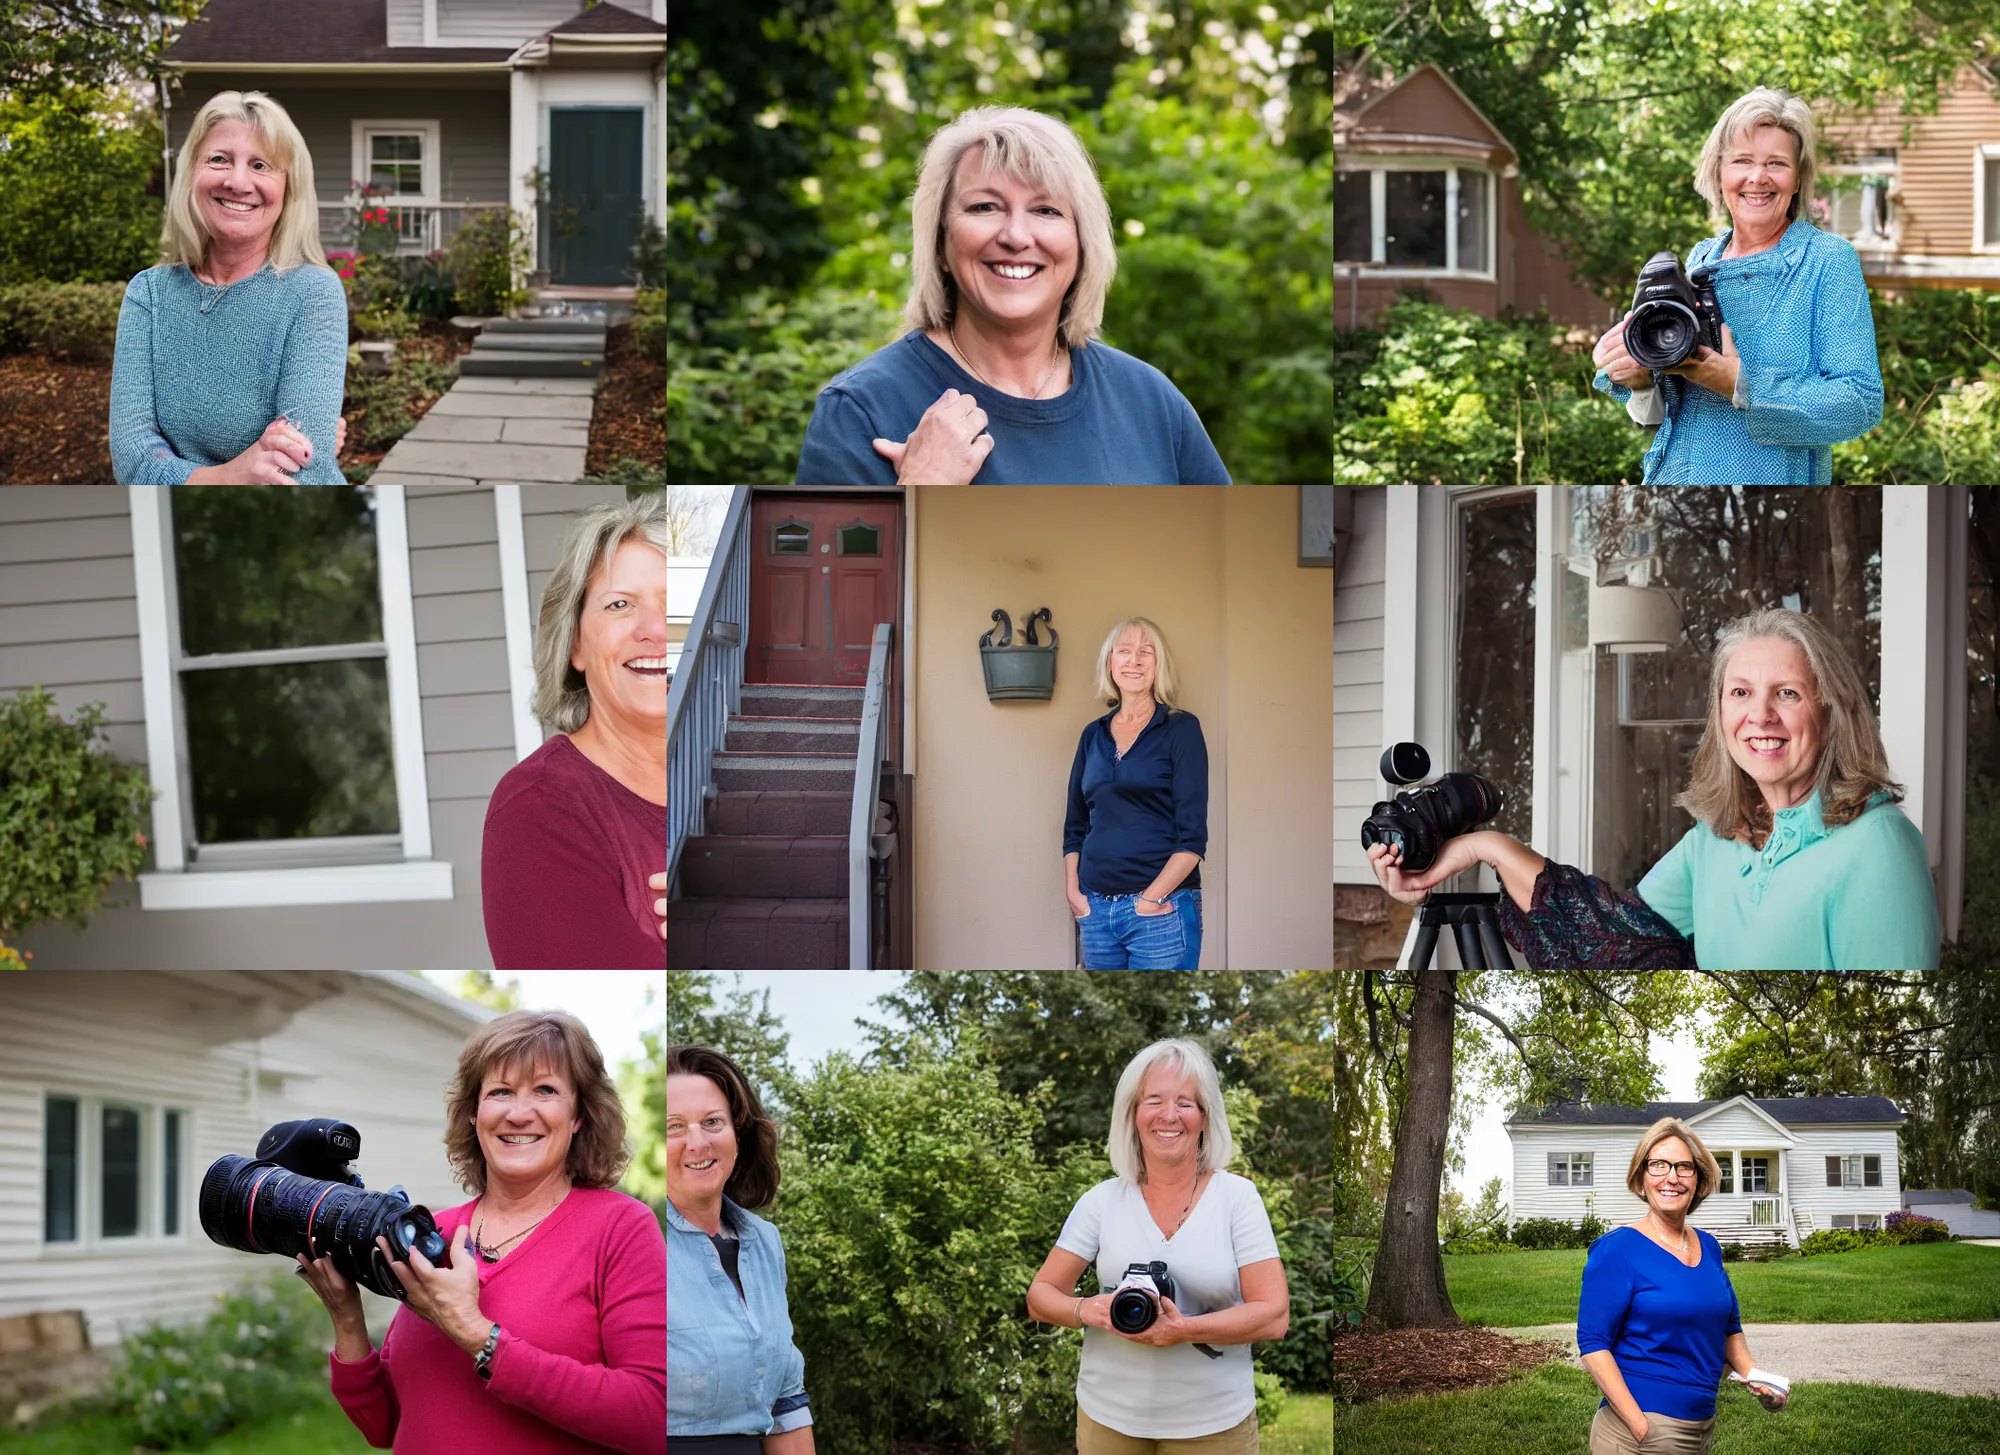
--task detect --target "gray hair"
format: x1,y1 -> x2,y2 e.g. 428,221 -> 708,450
1107,1038 -> 1234,1184
1693,86 -> 1819,228
532,494 -> 670,733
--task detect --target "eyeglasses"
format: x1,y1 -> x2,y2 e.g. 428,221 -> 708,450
1645,1159 -> 1697,1178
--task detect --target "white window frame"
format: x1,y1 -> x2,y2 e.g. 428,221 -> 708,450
1717,1150 -> 1734,1194
1821,157 -> 1899,250
1342,160 -> 1498,281
128,486 -> 451,910
351,120 -> 441,206
1857,1213 -> 1882,1230
40,1090 -> 193,1254
493,486 -> 544,763
1976,145 -> 2000,253
1548,1150 -> 1593,1186
1741,1154 -> 1773,1194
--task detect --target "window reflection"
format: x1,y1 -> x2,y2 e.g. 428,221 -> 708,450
1457,493 -> 1537,846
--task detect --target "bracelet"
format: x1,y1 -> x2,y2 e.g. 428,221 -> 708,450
1074,1296 -> 1084,1326
473,1322 -> 502,1381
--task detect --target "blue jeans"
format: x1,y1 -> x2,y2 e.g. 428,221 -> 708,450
1076,888 -> 1202,969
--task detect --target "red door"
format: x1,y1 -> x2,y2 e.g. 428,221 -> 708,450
748,496 -> 901,685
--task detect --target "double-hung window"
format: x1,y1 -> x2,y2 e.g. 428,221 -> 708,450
1826,1154 -> 1881,1188
1336,164 -> 1493,275
1716,1151 -> 1734,1194
352,120 -> 441,252
1548,1151 -> 1593,1186
1742,1155 -> 1771,1193
43,1092 -> 190,1248
129,486 -> 448,909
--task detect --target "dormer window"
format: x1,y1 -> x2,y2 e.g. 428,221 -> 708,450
1336,165 -> 1492,276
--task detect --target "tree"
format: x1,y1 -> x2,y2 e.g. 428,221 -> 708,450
0,2 -> 205,103
618,989 -> 666,1215
664,970 -> 795,1106
451,970 -> 522,1012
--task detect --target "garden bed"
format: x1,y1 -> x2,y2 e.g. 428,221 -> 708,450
587,315 -> 666,479
1335,1320 -> 1565,1406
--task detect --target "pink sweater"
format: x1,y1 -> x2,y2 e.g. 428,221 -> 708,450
329,1187 -> 665,1455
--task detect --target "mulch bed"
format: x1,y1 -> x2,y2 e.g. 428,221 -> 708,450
586,318 -> 664,478
0,354 -> 117,483
1334,1319 -> 1567,1406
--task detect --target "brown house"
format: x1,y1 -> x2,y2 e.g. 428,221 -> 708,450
1334,60 -> 1609,331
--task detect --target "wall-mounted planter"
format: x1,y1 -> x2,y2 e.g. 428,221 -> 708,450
979,607 -> 1059,701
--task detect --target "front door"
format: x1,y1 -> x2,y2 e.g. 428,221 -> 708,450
748,497 -> 901,687
547,108 -> 645,285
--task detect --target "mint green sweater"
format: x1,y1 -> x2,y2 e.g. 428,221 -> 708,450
1636,789 -> 1939,969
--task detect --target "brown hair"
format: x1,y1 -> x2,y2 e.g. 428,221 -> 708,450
666,1045 -> 781,1210
1625,1117 -> 1722,1214
445,1010 -> 631,1197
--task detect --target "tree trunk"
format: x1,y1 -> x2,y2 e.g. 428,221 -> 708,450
1824,487 -> 1861,665
1365,970 -> 1463,1329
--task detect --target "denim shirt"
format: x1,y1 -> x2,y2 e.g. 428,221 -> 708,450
667,1196 -> 812,1437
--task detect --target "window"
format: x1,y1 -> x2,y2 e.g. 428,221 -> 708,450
40,1095 -> 190,1248
1858,1213 -> 1882,1230
1548,1151 -> 1593,1186
1832,1213 -> 1854,1230
1330,166 -> 1493,274
1742,1155 -> 1770,1193
1982,146 -> 2000,251
773,521 -> 811,554
367,133 -> 423,196
44,1096 -> 77,1244
164,1110 -> 182,1238
1717,1151 -> 1733,1195
101,1105 -> 141,1239
1335,170 -> 1370,262
1823,157 -> 1896,247
837,522 -> 880,556
1830,1154 -> 1882,1188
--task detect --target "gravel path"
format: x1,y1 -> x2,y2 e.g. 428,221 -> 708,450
1493,1322 -> 2000,1397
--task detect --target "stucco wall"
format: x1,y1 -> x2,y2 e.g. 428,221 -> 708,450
911,486 -> 1331,970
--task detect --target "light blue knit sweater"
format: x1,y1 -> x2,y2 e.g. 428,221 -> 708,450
109,260 -> 349,485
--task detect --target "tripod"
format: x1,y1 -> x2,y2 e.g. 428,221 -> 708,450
1407,892 -> 1515,969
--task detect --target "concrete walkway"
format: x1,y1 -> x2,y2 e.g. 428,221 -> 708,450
1494,1322 -> 2000,1397
373,375 -> 599,486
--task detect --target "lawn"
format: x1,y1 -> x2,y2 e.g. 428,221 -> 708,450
1263,1391 -> 1333,1455
1335,1361 -> 2000,1454
1444,1242 -> 2000,1327
0,1389 -> 371,1455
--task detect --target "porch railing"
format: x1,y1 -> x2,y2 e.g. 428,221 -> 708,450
319,200 -> 511,256
666,487 -> 751,894
849,623 -> 893,970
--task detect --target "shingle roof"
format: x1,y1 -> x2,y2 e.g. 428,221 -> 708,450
1508,1096 -> 1905,1127
550,4 -> 666,34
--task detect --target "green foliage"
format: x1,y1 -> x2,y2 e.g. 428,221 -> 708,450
618,989 -> 667,1213
1799,1227 -> 1880,1257
1258,1195 -> 1337,1395
664,971 -> 796,1107
341,355 -> 458,452
442,209 -> 532,317
0,688 -> 152,947
584,457 -> 667,494
0,280 -> 125,361
350,303 -> 417,342
1509,1217 -> 1603,1252
630,287 -> 667,366
1882,1210 -> 1953,1246
1253,1369 -> 1288,1429
1720,1241 -> 1746,1263
629,216 -> 668,290
0,88 -> 163,285
1439,1176 -> 1508,1247
2,3 -> 208,104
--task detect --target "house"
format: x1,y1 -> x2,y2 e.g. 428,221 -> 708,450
0,970 -> 497,1352
667,486 -> 1335,971
1507,1095 -> 1909,1249
1816,64 -> 2000,295
1334,60 -> 1610,332
0,483 -> 636,970
1901,1187 -> 2000,1237
159,0 -> 667,302
1333,485 -> 1976,969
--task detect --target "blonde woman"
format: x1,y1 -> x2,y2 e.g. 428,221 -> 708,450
1027,1040 -> 1288,1455
794,106 -> 1228,485
110,91 -> 349,484
1063,618 -> 1208,969
1578,1119 -> 1789,1454
1367,607 -> 1938,968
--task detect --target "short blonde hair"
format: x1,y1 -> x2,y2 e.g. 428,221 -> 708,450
1093,616 -> 1181,710
1107,1039 -> 1235,1184
534,493 -> 670,733
1693,87 -> 1819,228
161,91 -> 328,274
904,106 -> 1117,351
443,1010 -> 631,1197
1625,1118 -> 1721,1214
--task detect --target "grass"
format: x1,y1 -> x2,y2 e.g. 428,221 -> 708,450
1335,1360 -> 2000,1454
0,1388 -> 372,1455
1443,1241 -> 2000,1327
1263,1392 -> 1333,1454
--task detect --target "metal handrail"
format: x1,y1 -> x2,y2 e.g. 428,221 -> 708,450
666,487 -> 751,892
848,623 -> 893,969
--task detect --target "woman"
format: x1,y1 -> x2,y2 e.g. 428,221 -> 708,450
1579,1120 -> 1790,1454
1590,87 -> 1883,485
1027,1039 -> 1288,1455
483,494 -> 668,969
295,1010 -> 665,1455
666,1046 -> 814,1455
110,90 -> 350,485
1366,607 -> 1939,968
794,106 -> 1229,485
1064,617 -> 1208,969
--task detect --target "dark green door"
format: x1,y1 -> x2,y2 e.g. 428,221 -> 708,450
548,109 -> 646,286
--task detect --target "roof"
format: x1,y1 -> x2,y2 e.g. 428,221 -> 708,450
166,0 -> 514,65
1508,1096 -> 1906,1127
1902,1188 -> 1976,1205
550,4 -> 665,35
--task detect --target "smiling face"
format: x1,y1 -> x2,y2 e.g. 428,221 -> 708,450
1136,1062 -> 1205,1177
941,153 -> 1081,337
1644,1135 -> 1698,1217
1720,635 -> 1822,814
666,1073 -> 737,1211
571,537 -> 669,731
195,118 -> 286,255
1109,627 -> 1157,701
1722,122 -> 1798,235
475,1059 -> 582,1198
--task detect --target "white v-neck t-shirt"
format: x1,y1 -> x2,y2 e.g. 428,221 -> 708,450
1055,1170 -> 1282,1439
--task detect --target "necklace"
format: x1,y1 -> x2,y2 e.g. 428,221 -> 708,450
1149,1167 -> 1207,1237
1646,1217 -> 1691,1263
949,321 -> 1064,399
475,1193 -> 563,1263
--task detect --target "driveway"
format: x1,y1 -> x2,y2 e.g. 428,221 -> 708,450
1494,1322 -> 2000,1398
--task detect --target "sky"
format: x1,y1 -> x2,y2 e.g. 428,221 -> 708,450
702,971 -> 907,1073
420,971 -> 664,1075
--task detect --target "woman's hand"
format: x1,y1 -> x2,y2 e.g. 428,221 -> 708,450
1627,1412 -> 1650,1444
1067,888 -> 1091,919
1113,1295 -> 1195,1348
294,1248 -> 365,1326
334,414 -> 348,457
651,872 -> 667,940
378,1225 -> 490,1354
195,415 -> 313,483
1075,1294 -> 1117,1332
1592,312 -> 1653,389
1746,1382 -> 1788,1412
871,389 -> 993,484
1134,896 -> 1175,918
1364,834 -> 1488,906
1663,321 -> 1741,401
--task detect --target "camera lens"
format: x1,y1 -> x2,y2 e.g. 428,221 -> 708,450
1110,1287 -> 1159,1333
199,1155 -> 442,1301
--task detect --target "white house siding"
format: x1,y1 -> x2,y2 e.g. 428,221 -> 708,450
1781,1125 -> 1905,1230
438,0 -> 658,45
1333,486 -> 1385,884
0,972 -> 491,1348
387,0 -> 425,47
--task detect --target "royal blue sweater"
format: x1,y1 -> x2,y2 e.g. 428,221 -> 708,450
1062,702 -> 1208,893
794,331 -> 1230,484
1577,1226 -> 1743,1420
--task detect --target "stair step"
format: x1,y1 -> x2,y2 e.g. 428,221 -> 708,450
725,717 -> 861,754
459,351 -> 603,377
711,751 -> 855,793
678,835 -> 848,898
470,333 -> 606,353
707,790 -> 851,837
483,318 -> 610,336
738,684 -> 866,720
668,897 -> 849,969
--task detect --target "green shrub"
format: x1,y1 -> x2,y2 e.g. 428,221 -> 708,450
1882,1210 -> 1953,1246
444,209 -> 532,317
0,280 -> 127,361
342,354 -> 459,452
1444,1237 -> 1518,1256
629,216 -> 668,289
630,287 -> 667,366
1510,1217 -> 1602,1251
1799,1228 -> 1881,1257
1330,1238 -> 1372,1334
0,89 -> 162,285
1254,1369 -> 1289,1428
0,687 -> 153,962
351,302 -> 418,342
1255,1197 -> 1335,1394
1720,1241 -> 1746,1263
585,457 -> 666,493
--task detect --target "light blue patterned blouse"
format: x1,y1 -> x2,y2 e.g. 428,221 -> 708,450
1594,217 -> 1883,485
109,260 -> 348,485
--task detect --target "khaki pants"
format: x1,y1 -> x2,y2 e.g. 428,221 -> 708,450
1589,1405 -> 1716,1455
1077,1408 -> 1258,1455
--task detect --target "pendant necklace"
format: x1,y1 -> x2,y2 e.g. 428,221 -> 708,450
475,1198 -> 558,1263
949,321 -> 1063,400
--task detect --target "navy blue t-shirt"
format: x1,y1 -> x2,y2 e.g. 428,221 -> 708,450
794,331 -> 1230,484
1062,702 -> 1209,894
1577,1226 -> 1744,1420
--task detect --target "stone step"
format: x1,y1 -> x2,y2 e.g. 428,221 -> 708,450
724,717 -> 861,754
483,318 -> 609,336
459,351 -> 603,378
470,332 -> 606,353
738,684 -> 867,720
710,751 -> 855,793
677,835 -> 847,899
706,790 -> 851,837
668,896 -> 849,969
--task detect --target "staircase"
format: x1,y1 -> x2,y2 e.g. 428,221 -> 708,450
460,317 -> 605,378
669,684 -> 884,968
1701,1222 -> 1793,1257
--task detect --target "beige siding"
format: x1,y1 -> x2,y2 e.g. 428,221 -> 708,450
437,0 -> 656,45
1334,487 -> 1385,883
1820,67 -> 2000,258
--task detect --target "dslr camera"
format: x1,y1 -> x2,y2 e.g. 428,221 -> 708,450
1358,743 -> 1504,875
1624,251 -> 1723,372
1108,1261 -> 1223,1359
199,1118 -> 449,1301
